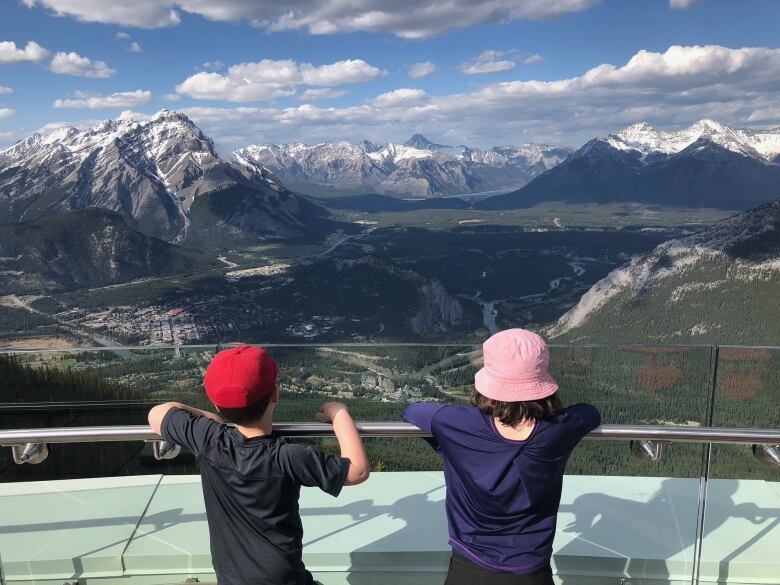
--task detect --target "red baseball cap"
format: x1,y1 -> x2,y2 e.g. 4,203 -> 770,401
204,345 -> 278,408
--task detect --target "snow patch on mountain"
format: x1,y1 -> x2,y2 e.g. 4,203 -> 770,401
0,109 -> 316,243
604,119 -> 780,161
234,134 -> 571,197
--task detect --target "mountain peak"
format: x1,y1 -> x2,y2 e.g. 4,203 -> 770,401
150,109 -> 195,126
624,122 -> 654,132
690,118 -> 728,133
405,134 -> 446,150
361,140 -> 380,153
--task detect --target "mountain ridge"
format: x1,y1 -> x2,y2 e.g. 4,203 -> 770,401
547,198 -> 780,343
0,208 -> 215,293
234,136 -> 571,198
478,119 -> 780,211
0,110 -> 334,245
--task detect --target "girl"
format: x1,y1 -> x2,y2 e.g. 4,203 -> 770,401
404,328 -> 600,585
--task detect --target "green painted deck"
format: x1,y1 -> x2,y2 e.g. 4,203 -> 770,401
0,473 -> 778,584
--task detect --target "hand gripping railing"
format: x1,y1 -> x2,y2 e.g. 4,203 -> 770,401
1,423 -> 779,465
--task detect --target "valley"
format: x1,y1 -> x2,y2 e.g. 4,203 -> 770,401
0,220 -> 680,348
0,110 -> 777,350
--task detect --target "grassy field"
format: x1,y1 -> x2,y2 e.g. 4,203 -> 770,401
335,202 -> 736,230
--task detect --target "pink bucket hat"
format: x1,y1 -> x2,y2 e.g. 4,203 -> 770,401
474,329 -> 558,402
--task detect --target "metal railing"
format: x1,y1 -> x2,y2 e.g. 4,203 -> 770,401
1,422 -> 779,444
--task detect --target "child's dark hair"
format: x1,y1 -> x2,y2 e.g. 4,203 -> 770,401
471,389 -> 563,426
218,393 -> 274,425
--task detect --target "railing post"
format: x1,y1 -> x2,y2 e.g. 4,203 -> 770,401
691,344 -> 720,585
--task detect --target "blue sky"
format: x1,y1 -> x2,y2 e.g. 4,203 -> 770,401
2,0 -> 780,150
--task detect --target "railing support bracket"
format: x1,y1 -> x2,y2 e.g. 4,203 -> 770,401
752,444 -> 780,467
630,439 -> 663,462
152,440 -> 181,460
11,442 -> 49,465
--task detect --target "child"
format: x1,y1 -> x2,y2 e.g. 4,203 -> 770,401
148,345 -> 369,585
404,329 -> 600,585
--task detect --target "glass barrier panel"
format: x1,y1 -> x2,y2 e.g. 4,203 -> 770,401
699,346 -> 780,584
0,343 -> 716,584
551,345 -> 712,479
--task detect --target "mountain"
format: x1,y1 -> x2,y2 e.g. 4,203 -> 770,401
0,110 -> 332,244
478,120 -> 780,211
0,208 -> 214,293
233,136 -> 571,198
547,199 -> 780,344
405,134 -> 449,151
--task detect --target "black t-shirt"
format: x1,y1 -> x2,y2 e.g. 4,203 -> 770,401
161,408 -> 350,585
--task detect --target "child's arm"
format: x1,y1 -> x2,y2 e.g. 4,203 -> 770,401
316,402 -> 370,485
148,401 -> 223,436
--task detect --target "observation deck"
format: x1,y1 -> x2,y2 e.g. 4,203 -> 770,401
0,343 -> 778,584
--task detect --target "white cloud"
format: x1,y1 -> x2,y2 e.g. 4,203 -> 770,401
23,0 -> 181,28
669,0 -> 700,8
0,40 -> 49,63
524,53 -> 544,64
371,88 -> 428,107
200,60 -> 225,71
297,88 -> 348,101
115,32 -> 131,39
0,108 -> 15,119
53,90 -> 152,109
408,61 -> 436,79
176,58 -> 385,102
461,50 -> 516,75
21,0 -> 599,37
117,109 -> 151,122
0,86 -> 13,94
175,45 -> 780,149
49,51 -> 115,78
162,92 -> 182,102
129,41 -> 143,53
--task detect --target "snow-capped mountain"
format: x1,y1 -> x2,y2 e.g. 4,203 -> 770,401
547,198 -> 780,343
234,135 -> 571,198
606,119 -> 780,161
479,120 -> 780,210
0,110 -> 329,243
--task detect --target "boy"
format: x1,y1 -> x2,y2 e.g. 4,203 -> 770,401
148,345 -> 369,585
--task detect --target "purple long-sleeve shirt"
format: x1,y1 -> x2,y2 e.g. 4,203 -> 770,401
403,402 -> 600,574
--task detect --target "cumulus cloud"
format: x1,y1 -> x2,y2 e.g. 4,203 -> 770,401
1,41 -> 115,78
461,50 -> 516,75
174,45 -> 780,149
129,41 -> 143,53
408,62 -> 437,78
21,0 -> 599,37
115,31 -> 131,39
0,86 -> 13,94
0,40 -> 49,63
0,108 -> 15,119
53,90 -> 152,109
370,88 -> 428,107
176,58 -> 385,102
297,88 -> 348,101
669,0 -> 700,8
524,53 -> 544,64
22,0 -> 181,28
162,92 -> 181,102
49,51 -> 115,77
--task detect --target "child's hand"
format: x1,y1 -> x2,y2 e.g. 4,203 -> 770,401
316,402 -> 349,423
